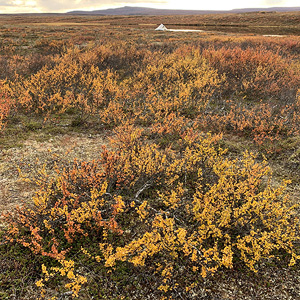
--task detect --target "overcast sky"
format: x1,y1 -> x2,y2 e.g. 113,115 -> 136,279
0,0 -> 299,13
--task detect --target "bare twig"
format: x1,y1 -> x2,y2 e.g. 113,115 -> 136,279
57,291 -> 73,300
135,182 -> 152,200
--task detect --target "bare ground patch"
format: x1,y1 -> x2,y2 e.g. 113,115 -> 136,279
0,132 -> 108,217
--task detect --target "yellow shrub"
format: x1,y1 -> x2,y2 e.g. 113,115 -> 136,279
4,126 -> 299,298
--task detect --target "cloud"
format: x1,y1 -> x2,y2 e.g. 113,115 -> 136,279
0,0 -> 38,12
0,0 -> 165,12
0,0 -> 298,14
262,0 -> 285,6
0,0 -> 17,6
261,0 -> 300,6
36,0 -> 165,12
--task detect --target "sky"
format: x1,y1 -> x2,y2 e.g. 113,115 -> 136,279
0,0 -> 299,14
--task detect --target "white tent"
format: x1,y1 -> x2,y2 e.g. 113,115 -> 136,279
155,24 -> 168,31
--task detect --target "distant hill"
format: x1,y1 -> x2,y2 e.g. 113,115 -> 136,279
67,6 -> 300,15
231,7 -> 300,13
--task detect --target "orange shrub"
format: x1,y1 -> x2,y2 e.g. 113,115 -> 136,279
34,39 -> 71,55
197,97 -> 300,150
0,82 -> 14,132
11,49 -> 119,119
203,46 -> 300,101
123,47 -> 224,123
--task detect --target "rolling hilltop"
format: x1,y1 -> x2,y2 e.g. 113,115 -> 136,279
68,5 -> 300,15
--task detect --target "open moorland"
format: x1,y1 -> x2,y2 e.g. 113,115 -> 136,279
0,12 -> 300,299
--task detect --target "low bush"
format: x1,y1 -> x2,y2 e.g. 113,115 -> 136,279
3,125 -> 299,299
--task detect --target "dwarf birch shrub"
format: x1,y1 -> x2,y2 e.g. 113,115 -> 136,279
4,125 -> 299,298
203,46 -> 300,101
10,49 -> 119,120
122,47 -> 224,123
0,81 -> 14,132
196,93 -> 300,152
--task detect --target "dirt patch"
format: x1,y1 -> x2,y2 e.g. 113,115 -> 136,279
0,132 -> 108,216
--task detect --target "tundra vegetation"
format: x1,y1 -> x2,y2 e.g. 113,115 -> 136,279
0,12 -> 300,299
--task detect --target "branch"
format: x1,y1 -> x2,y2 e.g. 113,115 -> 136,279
57,291 -> 73,300
135,182 -> 152,200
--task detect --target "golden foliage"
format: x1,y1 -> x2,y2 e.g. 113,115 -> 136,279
4,126 -> 299,298
1,28 -> 300,298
